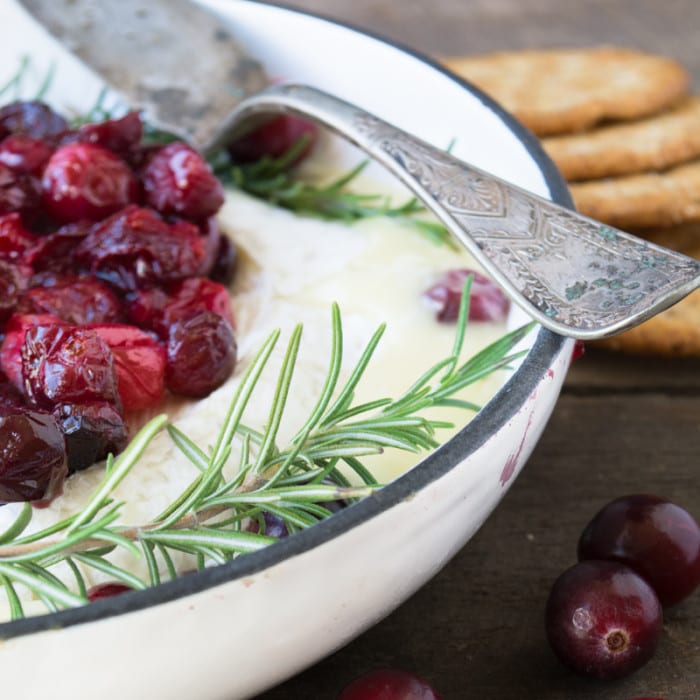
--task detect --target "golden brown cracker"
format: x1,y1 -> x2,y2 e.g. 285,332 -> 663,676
569,159 -> 700,229
543,96 -> 700,182
592,224 -> 700,357
442,47 -> 689,136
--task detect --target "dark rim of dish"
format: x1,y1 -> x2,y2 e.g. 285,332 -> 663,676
0,0 -> 572,639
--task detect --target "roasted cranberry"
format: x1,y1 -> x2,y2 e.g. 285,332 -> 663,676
19,276 -> 123,325
87,324 -> 166,410
0,313 -> 65,390
26,221 -> 90,273
75,205 -> 207,292
0,260 -> 32,321
75,111 -> 143,159
208,233 -> 238,286
247,511 -> 289,538
166,311 -> 236,397
228,115 -> 318,165
0,213 -> 36,261
141,141 -> 224,219
196,216 -> 223,278
53,401 -> 128,472
0,163 -> 41,222
0,409 -> 67,503
0,134 -> 53,175
86,582 -> 133,601
578,495 -> 700,608
22,324 -> 121,409
0,101 -> 68,142
128,277 -> 234,339
41,143 -> 139,223
545,560 -> 662,680
424,269 -> 510,323
338,669 -> 443,700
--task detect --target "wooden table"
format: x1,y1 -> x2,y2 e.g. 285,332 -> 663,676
258,2 -> 700,697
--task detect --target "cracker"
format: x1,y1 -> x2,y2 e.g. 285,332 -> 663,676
592,224 -> 700,357
442,47 -> 689,136
543,97 -> 700,181
569,159 -> 700,229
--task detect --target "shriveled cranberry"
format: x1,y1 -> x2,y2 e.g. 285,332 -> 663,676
0,409 -> 67,503
208,233 -> 238,286
74,111 -> 143,160
0,260 -> 32,321
0,134 -> 53,175
19,276 -> 123,325
0,101 -> 68,142
545,560 -> 662,680
338,669 -> 443,700
424,269 -> 510,322
53,401 -> 128,472
0,213 -> 36,261
75,205 -> 207,292
22,324 -> 121,409
166,311 -> 236,397
87,324 -> 166,410
228,114 -> 318,165
41,143 -> 139,223
0,313 -> 65,390
578,494 -> 700,608
247,511 -> 289,538
0,163 -> 41,222
26,221 -> 90,273
86,582 -> 133,601
141,141 -> 224,219
128,277 -> 234,338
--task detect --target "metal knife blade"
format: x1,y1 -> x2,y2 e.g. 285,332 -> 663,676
17,0 -> 268,151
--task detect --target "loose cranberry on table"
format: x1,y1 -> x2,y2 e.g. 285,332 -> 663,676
141,141 -> 224,219
578,494 -> 700,608
41,142 -> 139,224
424,268 -> 510,323
545,560 -> 663,680
338,669 -> 442,700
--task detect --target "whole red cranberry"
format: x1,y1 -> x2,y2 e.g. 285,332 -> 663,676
53,401 -> 128,472
545,560 -> 662,680
0,213 -> 37,261
21,324 -> 121,409
0,101 -> 68,142
228,114 -> 318,165
0,133 -> 53,175
578,494 -> 700,608
141,141 -> 224,219
87,324 -> 166,410
166,311 -> 236,397
0,409 -> 67,503
338,669 -> 443,700
424,269 -> 510,323
75,205 -> 207,292
42,142 -> 139,223
19,275 -> 124,325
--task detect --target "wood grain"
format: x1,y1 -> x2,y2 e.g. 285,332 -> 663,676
257,1 -> 700,697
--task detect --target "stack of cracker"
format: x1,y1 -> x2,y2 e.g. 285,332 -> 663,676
443,47 -> 700,357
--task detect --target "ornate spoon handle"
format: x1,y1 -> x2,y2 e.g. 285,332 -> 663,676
223,84 -> 700,340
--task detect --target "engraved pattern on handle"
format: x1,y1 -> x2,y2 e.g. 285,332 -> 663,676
226,85 -> 700,338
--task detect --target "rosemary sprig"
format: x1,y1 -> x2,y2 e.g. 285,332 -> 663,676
0,289 -> 533,619
222,137 -> 458,250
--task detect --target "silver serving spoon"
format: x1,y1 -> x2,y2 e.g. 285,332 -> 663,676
14,0 -> 700,340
